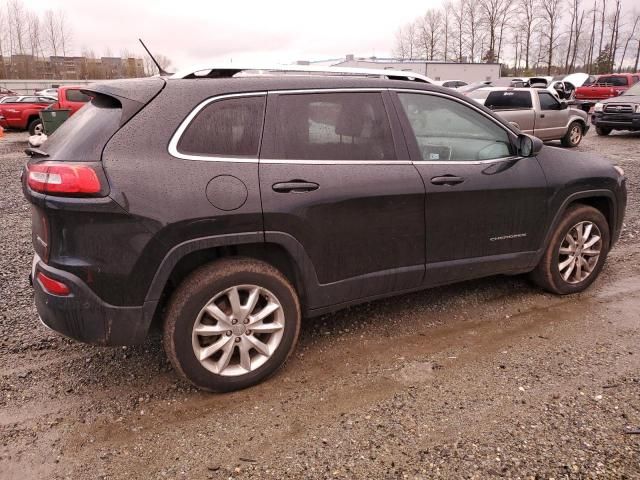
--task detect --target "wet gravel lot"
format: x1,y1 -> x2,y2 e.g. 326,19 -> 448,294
0,129 -> 639,479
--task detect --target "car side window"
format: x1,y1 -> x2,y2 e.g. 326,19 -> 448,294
398,92 -> 512,162
633,76 -> 639,84
485,91 -> 533,109
538,92 -> 561,110
39,97 -> 55,104
20,96 -> 38,102
272,92 -> 396,161
177,95 -> 266,157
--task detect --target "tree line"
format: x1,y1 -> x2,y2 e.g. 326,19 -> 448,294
394,0 -> 640,76
0,0 -> 171,79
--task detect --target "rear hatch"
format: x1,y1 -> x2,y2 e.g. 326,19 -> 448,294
23,77 -> 164,299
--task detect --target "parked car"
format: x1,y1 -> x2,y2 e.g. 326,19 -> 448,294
0,87 -> 18,97
23,66 -> 626,392
0,95 -> 21,104
483,88 -> 588,147
0,96 -> 56,133
591,80 -> 640,135
432,79 -> 468,88
35,88 -> 59,98
29,86 -> 92,134
575,73 -> 640,112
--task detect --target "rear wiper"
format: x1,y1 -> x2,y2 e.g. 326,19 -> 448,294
24,147 -> 49,158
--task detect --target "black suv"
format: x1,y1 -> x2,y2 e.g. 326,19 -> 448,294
23,68 -> 627,392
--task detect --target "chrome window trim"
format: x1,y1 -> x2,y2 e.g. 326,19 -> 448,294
392,88 -> 521,165
168,87 -> 521,165
168,91 -> 268,162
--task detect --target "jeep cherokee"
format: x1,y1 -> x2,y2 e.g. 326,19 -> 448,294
23,66 -> 627,392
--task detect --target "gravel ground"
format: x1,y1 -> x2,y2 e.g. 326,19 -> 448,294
0,129 -> 639,480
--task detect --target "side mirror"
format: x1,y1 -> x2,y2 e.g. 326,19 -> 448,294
517,134 -> 543,157
560,101 -> 568,110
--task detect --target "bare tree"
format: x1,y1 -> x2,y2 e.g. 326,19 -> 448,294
8,0 -> 27,55
617,13 -> 639,72
586,1 -> 598,72
465,0 -> 483,62
479,0 -> 509,62
418,9 -> 442,60
451,0 -> 467,61
442,2 -> 452,61
518,0 -> 539,72
540,0 -> 562,74
607,0 -> 621,71
43,10 -> 59,57
57,10 -> 72,57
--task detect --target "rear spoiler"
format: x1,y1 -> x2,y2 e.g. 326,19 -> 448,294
80,77 -> 166,126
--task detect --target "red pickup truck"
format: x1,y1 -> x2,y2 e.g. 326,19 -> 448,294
29,86 -> 92,134
575,73 -> 640,112
0,96 -> 56,134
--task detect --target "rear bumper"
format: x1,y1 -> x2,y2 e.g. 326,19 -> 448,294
592,113 -> 640,130
32,256 -> 157,346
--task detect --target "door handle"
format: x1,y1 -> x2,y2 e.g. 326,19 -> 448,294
430,175 -> 465,186
540,114 -> 545,118
272,180 -> 319,193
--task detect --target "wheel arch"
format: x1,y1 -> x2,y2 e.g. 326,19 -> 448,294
145,233 -> 317,332
538,190 -> 617,264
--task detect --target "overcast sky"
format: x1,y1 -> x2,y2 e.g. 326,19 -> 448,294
17,0 -> 640,70
19,0 -> 445,68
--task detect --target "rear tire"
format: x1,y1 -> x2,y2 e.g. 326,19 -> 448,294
561,121 -> 583,147
163,258 -> 301,392
28,118 -> 43,135
595,126 -> 611,136
530,205 -> 610,295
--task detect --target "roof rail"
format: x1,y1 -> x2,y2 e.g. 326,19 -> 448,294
170,64 -> 433,83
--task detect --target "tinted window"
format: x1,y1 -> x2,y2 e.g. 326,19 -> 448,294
485,91 -> 533,109
1,96 -> 18,103
398,93 -> 511,162
41,96 -> 122,161
38,97 -> 56,104
65,89 -> 91,102
598,76 -> 628,86
178,96 -> 265,157
633,76 -> 639,84
538,92 -> 561,110
273,92 -> 395,161
583,76 -> 597,86
20,97 -> 38,103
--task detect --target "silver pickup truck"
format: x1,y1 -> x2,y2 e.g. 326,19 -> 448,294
471,88 -> 589,147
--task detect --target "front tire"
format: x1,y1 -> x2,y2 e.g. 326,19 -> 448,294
163,258 -> 301,392
561,121 -> 583,147
595,126 -> 611,136
28,118 -> 43,135
530,205 -> 610,295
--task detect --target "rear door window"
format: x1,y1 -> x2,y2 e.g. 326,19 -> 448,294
177,95 -> 266,157
271,92 -> 396,161
485,91 -> 533,110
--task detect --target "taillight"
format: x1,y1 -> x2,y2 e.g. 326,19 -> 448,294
27,162 -> 102,195
37,272 -> 70,296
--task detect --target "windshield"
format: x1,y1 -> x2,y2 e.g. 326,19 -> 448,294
623,82 -> 640,96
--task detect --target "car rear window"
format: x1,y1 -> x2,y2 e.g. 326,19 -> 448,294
40,95 -> 122,161
598,76 -> 628,86
271,92 -> 396,161
65,89 -> 92,103
177,96 -> 266,157
485,91 -> 533,109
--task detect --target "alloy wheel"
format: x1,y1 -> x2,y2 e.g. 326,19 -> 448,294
192,285 -> 285,376
557,221 -> 602,284
569,125 -> 582,144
